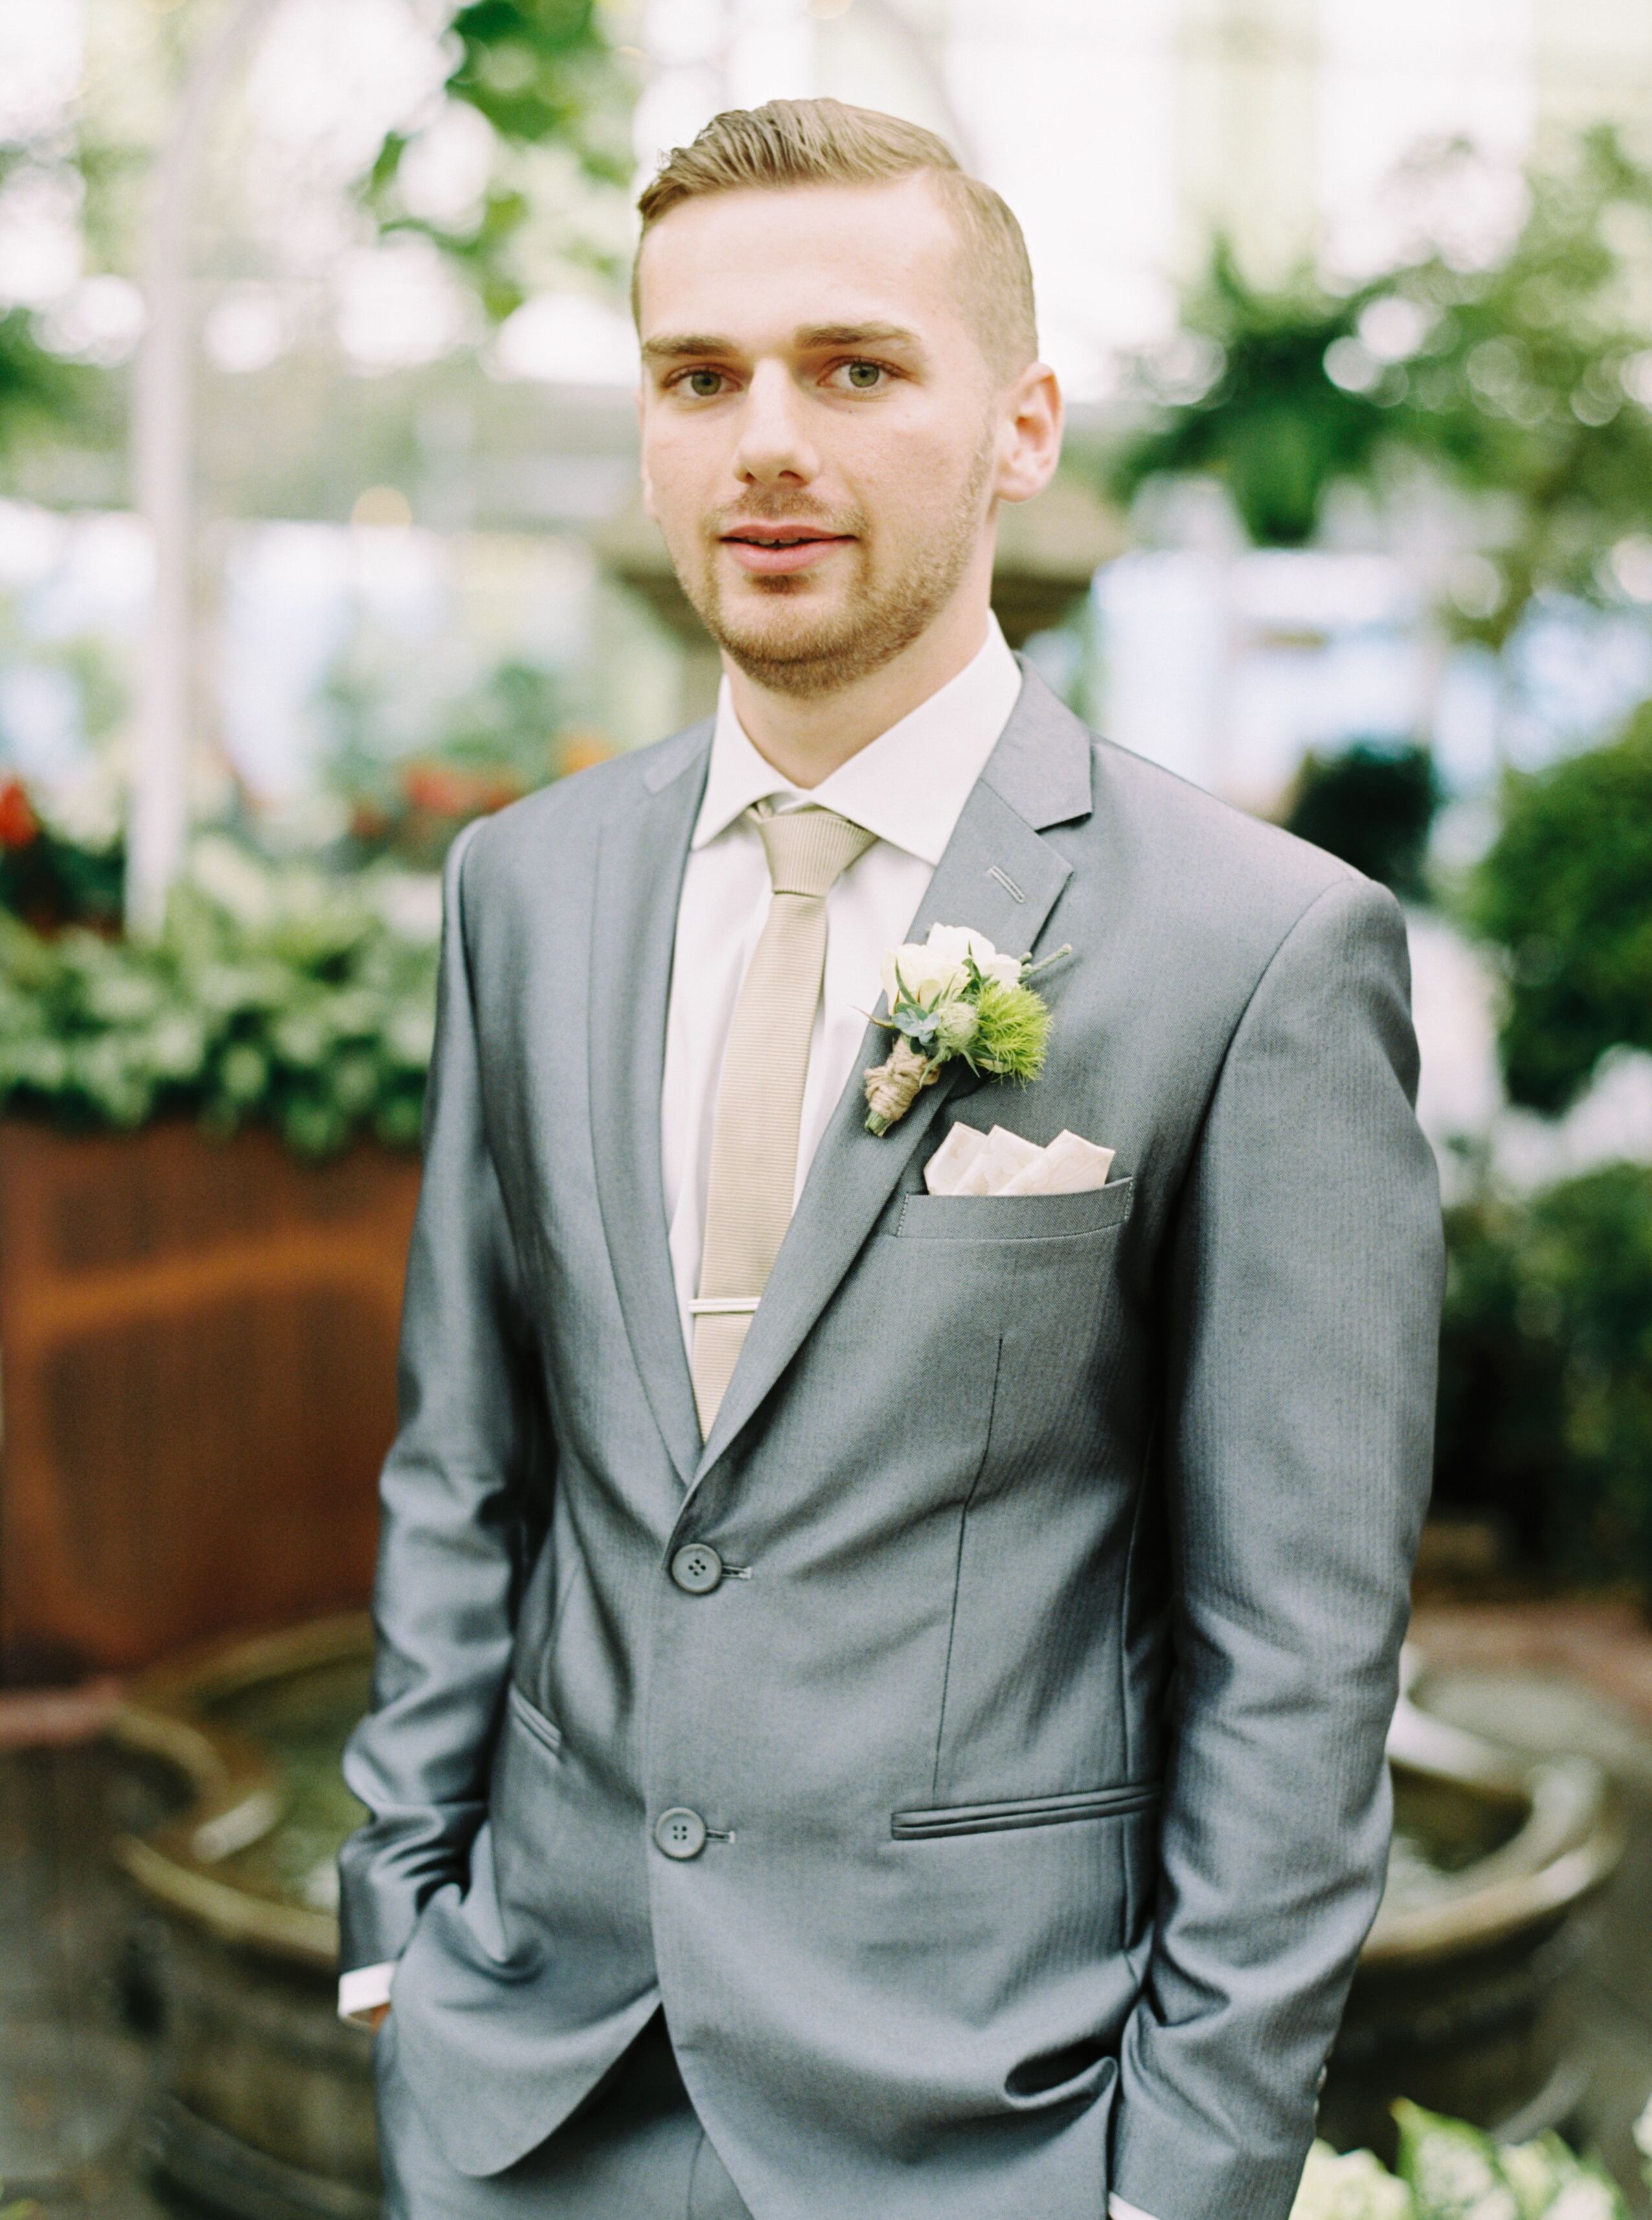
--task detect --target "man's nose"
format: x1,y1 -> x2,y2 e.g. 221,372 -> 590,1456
732,362 -> 819,487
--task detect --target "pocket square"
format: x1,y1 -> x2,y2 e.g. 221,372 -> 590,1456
924,1123 -> 1116,1198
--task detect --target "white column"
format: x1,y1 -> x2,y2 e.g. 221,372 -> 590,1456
126,0 -> 281,935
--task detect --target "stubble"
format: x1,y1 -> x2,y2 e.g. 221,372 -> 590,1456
675,428 -> 998,699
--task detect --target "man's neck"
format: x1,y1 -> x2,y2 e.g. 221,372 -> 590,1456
723,586 -> 994,791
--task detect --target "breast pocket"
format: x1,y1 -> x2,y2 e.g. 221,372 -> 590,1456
893,1178 -> 1134,1243
869,1175 -> 1137,1475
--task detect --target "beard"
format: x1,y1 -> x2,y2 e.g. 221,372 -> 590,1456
671,431 -> 997,699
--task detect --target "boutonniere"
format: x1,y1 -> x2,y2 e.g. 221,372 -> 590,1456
863,923 -> 1068,1135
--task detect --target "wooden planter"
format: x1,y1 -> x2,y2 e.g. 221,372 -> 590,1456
0,1120 -> 420,1683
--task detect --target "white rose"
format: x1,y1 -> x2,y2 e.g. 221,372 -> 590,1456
1547,2183 -> 1620,2220
880,923 -> 1020,1011
1633,2095 -> 1652,2163
1290,2144 -> 1412,2220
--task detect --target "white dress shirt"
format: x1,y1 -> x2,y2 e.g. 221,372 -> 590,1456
661,617 -> 1023,1354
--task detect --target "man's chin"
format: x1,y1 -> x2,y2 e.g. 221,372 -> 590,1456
682,557 -> 941,697
700,593 -> 872,693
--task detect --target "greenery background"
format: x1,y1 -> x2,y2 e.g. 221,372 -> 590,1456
2,23 -> 1651,1616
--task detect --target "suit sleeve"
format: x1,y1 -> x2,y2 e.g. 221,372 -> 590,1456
1110,876 -> 1443,2220
337,819 -> 540,1975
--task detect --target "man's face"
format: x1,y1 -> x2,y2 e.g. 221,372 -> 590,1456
636,174 -> 1016,696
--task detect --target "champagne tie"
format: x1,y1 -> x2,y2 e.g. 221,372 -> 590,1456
691,804 -> 877,1437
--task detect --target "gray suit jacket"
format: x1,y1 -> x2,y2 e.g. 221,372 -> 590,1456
339,669 -> 1442,2220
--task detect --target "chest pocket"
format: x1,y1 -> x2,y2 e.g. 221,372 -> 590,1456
871,1174 -> 1138,1488
893,1178 -> 1134,1243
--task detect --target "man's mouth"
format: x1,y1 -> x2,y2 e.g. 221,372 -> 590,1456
720,526 -> 853,577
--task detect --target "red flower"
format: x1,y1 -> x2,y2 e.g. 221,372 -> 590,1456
0,778 -> 38,850
401,762 -> 524,819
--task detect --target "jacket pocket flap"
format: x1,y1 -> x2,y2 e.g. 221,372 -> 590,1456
507,1683 -> 564,1757
891,1781 -> 1160,1838
896,1178 -> 1134,1242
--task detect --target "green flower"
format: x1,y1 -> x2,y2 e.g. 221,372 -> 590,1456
970,976 -> 1052,1082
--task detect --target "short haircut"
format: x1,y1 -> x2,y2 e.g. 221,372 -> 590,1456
634,97 -> 1038,380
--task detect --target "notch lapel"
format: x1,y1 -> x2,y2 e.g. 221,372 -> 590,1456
588,727 -> 711,1488
692,671 -> 1095,1485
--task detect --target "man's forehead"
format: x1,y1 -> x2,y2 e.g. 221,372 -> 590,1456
636,176 -> 964,338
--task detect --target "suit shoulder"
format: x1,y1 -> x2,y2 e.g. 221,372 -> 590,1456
458,721 -> 711,885
1084,730 -> 1376,929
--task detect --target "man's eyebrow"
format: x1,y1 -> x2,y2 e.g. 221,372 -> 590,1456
639,333 -> 740,363
639,322 -> 928,368
795,322 -> 924,352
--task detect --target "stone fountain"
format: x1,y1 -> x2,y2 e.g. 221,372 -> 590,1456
108,1623 -> 1623,2220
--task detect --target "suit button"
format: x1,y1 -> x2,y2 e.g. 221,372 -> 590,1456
671,1544 -> 724,1594
654,1807 -> 707,1860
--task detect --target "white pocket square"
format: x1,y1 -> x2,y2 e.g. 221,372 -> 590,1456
923,1123 -> 1116,1197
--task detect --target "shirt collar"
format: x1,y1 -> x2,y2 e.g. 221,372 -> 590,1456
691,616 -> 1024,866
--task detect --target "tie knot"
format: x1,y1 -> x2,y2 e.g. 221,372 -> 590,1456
753,805 -> 877,899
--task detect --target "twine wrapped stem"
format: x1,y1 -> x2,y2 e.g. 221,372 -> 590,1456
863,1037 -> 941,1135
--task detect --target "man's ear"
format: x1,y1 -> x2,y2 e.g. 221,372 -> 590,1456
995,361 -> 1063,507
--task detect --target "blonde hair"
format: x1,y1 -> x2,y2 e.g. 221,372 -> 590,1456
634,97 -> 1037,378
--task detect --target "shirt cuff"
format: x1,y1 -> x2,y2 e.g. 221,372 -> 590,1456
1110,2196 -> 1160,2220
338,1961 -> 396,2024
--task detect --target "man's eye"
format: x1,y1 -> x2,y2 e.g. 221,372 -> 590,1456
683,369 -> 724,398
842,361 -> 884,390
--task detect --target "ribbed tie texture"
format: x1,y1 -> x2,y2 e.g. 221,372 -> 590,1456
691,805 -> 877,1437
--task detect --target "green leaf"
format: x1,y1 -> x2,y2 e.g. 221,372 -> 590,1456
1094,124 -> 1652,631
1466,706 -> 1652,1113
0,838 -> 440,1157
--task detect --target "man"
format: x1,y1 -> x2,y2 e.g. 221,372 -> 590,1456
339,98 -> 1442,2220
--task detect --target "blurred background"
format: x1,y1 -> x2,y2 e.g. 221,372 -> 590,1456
5,3 -> 1652,2217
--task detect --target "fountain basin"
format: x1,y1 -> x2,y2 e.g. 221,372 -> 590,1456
109,1623 -> 1623,2219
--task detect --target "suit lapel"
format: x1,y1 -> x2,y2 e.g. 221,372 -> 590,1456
692,670 -> 1094,1484
588,726 -> 711,1488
